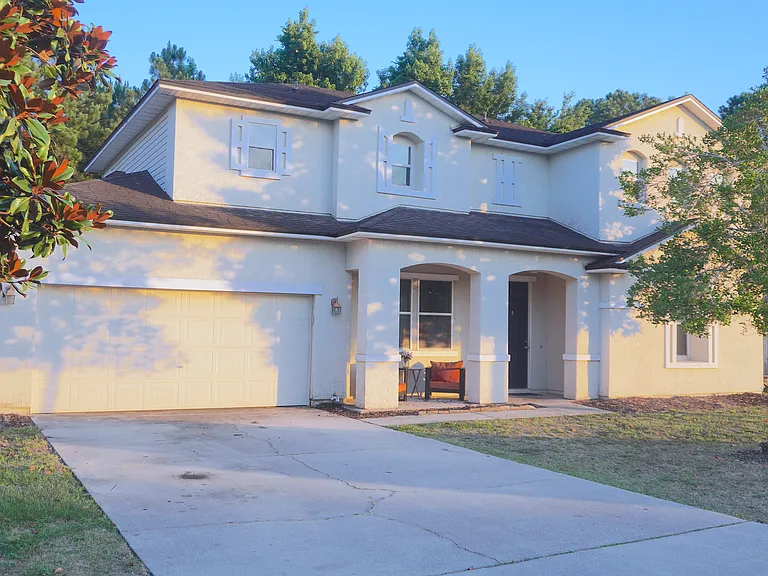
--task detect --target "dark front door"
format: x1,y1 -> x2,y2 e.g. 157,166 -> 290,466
508,282 -> 529,389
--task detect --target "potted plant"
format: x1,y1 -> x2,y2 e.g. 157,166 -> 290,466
399,349 -> 413,370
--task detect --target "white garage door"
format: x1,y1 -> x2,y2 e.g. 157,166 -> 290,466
32,286 -> 312,413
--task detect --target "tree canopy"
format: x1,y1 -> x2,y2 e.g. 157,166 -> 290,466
247,8 -> 368,93
619,70 -> 768,335
0,0 -> 114,295
579,89 -> 663,125
377,28 -> 453,97
452,45 -> 517,119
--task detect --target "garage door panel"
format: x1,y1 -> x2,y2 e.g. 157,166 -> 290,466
214,381 -> 245,407
33,287 -> 312,413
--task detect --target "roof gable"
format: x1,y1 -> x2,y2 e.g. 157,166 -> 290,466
603,95 -> 721,131
337,81 -> 486,128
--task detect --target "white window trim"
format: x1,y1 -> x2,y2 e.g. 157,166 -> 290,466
676,116 -> 685,136
664,323 -> 719,369
399,277 -> 455,351
377,127 -> 436,199
492,153 -> 522,207
230,115 -> 291,180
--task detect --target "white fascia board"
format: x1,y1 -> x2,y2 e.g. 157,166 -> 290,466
85,83 -> 163,173
586,268 -> 629,274
480,132 -> 627,155
108,219 -> 340,243
45,273 -> 323,295
108,219 -> 619,258
341,83 -> 485,128
342,231 -> 617,257
453,129 -> 498,142
159,84 -> 370,120
608,96 -> 721,131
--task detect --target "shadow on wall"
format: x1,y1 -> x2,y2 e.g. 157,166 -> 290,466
29,285 -> 306,412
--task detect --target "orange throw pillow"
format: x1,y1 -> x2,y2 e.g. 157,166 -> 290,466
431,361 -> 463,383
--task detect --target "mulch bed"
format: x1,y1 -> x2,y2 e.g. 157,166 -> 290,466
577,393 -> 768,415
0,413 -> 33,429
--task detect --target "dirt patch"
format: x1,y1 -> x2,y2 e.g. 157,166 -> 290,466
0,413 -> 33,429
577,393 -> 768,415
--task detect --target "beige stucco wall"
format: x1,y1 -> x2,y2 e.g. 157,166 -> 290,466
469,145 -> 550,217
548,143 -> 601,238
599,273 -> 763,397
1,226 -> 352,411
597,106 -> 712,242
334,92 -> 472,220
172,100 -> 335,213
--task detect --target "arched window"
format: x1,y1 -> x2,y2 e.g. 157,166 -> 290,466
621,151 -> 642,175
390,134 -> 415,187
377,128 -> 436,198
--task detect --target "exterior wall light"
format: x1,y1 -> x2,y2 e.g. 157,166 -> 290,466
330,297 -> 342,316
1,283 -> 15,306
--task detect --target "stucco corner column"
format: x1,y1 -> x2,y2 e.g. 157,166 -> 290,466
352,248 -> 401,410
466,271 -> 509,404
563,274 -> 601,400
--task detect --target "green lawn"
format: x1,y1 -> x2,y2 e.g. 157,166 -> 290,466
0,418 -> 148,576
394,399 -> 768,523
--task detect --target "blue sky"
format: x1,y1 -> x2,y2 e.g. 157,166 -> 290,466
78,0 -> 766,112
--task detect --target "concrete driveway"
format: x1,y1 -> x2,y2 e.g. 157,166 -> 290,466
36,408 -> 767,576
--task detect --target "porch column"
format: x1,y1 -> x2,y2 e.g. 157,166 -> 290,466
563,273 -> 601,399
354,250 -> 401,409
466,270 -> 510,403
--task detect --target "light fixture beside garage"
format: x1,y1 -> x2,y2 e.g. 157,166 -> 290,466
330,297 -> 342,316
1,283 -> 15,306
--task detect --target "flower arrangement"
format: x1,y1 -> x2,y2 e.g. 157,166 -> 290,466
399,349 -> 413,368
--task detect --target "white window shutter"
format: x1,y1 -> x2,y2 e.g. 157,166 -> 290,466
377,126 -> 391,192
230,118 -> 246,171
278,127 -> 292,176
424,140 -> 436,195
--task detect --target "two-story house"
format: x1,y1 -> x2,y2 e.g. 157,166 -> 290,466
1,79 -> 763,413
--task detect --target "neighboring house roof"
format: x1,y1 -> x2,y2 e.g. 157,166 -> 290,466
584,223 -> 689,271
68,171 -> 624,256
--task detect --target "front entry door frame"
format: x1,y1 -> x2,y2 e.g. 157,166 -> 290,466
508,277 -> 533,390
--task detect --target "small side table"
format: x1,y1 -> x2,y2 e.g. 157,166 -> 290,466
398,367 -> 423,400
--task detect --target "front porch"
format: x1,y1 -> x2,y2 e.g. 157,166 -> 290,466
345,240 -> 602,409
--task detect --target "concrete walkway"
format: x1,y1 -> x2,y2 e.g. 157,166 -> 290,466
36,408 -> 767,576
363,398 -> 606,426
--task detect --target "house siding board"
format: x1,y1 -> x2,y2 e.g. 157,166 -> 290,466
107,111 -> 170,190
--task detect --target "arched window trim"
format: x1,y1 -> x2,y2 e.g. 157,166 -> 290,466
377,127 -> 436,199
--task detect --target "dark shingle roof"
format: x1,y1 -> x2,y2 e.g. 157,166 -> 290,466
159,79 -> 368,113
67,172 -> 625,256
67,172 -> 352,237
584,224 -> 688,270
480,117 -> 628,147
356,207 -> 621,254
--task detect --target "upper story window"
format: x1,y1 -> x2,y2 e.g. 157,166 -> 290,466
377,128 -> 436,199
492,154 -> 522,206
230,115 -> 291,180
390,138 -> 413,187
676,116 -> 685,136
665,323 -> 718,368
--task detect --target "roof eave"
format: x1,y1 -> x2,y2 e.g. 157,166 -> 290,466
86,82 -> 371,174
479,131 -> 628,155
338,81 -> 487,129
